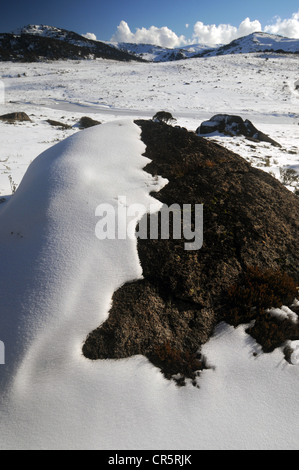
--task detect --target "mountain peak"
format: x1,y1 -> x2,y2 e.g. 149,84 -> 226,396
0,24 -> 145,62
207,31 -> 299,56
113,31 -> 299,61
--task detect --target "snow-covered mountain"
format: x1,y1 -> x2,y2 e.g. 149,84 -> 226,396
201,32 -> 299,57
115,32 -> 299,61
2,26 -> 298,63
0,24 -> 144,62
110,42 -> 218,62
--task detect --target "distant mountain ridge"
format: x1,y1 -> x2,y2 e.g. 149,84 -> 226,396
111,42 -> 217,62
0,24 -> 144,62
0,25 -> 298,62
201,32 -> 299,57
115,31 -> 299,62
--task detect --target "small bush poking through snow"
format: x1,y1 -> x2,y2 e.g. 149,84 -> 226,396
279,167 -> 299,190
8,175 -> 17,194
152,111 -> 176,125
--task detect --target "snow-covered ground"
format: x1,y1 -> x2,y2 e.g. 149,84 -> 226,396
0,53 -> 298,195
0,53 -> 298,450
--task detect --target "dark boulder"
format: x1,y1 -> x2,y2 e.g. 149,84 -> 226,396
197,114 -> 281,147
0,112 -> 31,123
83,120 -> 299,384
79,116 -> 101,129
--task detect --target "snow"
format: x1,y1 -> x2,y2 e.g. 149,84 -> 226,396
289,342 -> 299,365
204,32 -> 299,57
1,53 -> 297,195
268,306 -> 298,323
110,41 -> 217,62
0,50 -> 298,450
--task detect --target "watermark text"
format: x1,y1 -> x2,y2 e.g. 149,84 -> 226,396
95,197 -> 203,251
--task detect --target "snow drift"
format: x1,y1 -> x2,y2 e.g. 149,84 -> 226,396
0,120 -> 162,389
0,119 -> 298,450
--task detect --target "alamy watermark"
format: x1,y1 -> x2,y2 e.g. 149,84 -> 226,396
95,196 -> 203,251
0,80 -> 5,104
0,340 -> 5,365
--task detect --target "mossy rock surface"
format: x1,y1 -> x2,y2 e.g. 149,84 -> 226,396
83,120 -> 299,382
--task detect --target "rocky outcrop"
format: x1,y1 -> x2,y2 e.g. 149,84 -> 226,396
83,120 -> 299,384
0,112 -> 31,123
197,114 -> 281,147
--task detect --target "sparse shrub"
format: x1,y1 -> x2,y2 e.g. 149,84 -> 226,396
225,266 -> 298,325
152,111 -> 176,125
279,167 -> 299,186
8,175 -> 17,194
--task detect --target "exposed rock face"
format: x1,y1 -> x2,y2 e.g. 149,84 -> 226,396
83,120 -> 299,384
83,280 -> 215,360
197,114 -> 281,147
0,112 -> 31,123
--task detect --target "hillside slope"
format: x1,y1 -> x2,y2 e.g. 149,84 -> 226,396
0,25 -> 144,62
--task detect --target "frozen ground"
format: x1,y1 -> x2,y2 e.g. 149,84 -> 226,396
0,53 -> 298,450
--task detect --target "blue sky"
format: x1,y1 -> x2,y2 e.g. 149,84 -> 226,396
1,0 -> 299,45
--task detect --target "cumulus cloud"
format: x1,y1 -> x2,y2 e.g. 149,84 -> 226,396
82,32 -> 97,41
192,17 -> 262,45
264,11 -> 299,38
111,12 -> 299,48
111,20 -> 187,48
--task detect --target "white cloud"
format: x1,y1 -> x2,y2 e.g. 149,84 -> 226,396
192,17 -> 261,45
82,32 -> 97,41
238,17 -> 262,37
111,12 -> 299,48
111,20 -> 187,48
264,11 -> 299,38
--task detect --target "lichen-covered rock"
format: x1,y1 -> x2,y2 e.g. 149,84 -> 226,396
83,120 -> 299,383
